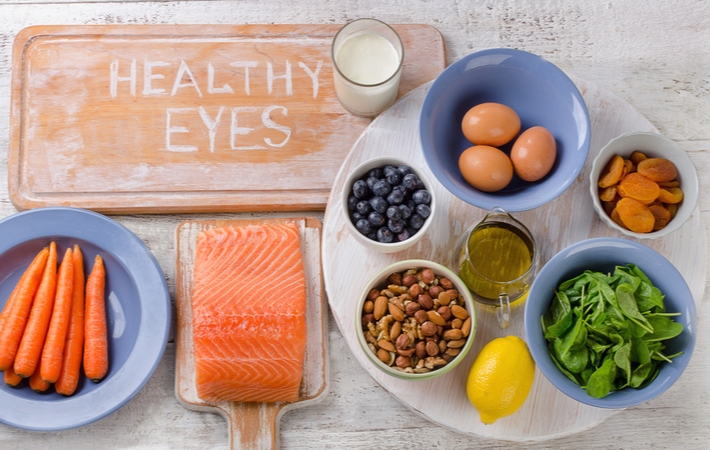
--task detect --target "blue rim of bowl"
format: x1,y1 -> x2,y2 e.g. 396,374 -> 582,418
523,237 -> 697,408
419,48 -> 591,212
0,207 -> 171,430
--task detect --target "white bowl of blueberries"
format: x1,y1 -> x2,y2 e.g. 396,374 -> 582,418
342,156 -> 436,253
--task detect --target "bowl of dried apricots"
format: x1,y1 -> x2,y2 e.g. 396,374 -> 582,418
590,131 -> 699,239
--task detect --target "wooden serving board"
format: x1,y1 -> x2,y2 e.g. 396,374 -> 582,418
8,24 -> 445,213
321,79 -> 707,441
174,217 -> 328,449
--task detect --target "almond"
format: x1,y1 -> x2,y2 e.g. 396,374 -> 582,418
373,296 -> 388,320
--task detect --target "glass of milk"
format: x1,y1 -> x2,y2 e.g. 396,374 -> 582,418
331,19 -> 404,118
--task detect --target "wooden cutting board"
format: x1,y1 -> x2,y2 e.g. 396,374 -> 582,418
174,217 -> 328,449
8,24 -> 445,213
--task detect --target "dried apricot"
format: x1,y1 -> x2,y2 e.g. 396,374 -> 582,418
599,185 -> 617,202
610,207 -> 626,229
657,186 -> 684,204
666,203 -> 678,219
648,204 -> 672,231
615,197 -> 655,233
621,159 -> 635,178
598,155 -> 625,188
636,158 -> 678,182
658,180 -> 680,188
617,172 -> 661,204
629,151 -> 648,165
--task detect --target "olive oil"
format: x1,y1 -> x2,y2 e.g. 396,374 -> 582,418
459,221 -> 534,302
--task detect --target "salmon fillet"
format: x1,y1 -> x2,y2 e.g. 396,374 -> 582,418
191,223 -> 307,403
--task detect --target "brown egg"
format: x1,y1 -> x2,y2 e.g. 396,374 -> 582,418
510,126 -> 557,182
458,145 -> 513,192
461,103 -> 521,147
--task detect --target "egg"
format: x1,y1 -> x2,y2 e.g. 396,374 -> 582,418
461,103 -> 521,147
458,145 -> 513,192
511,126 -> 557,182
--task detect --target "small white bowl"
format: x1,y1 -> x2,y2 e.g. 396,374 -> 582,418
589,131 -> 699,239
342,156 -> 436,253
355,259 -> 477,380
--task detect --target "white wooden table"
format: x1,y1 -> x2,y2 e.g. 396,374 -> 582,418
1,1 -> 709,449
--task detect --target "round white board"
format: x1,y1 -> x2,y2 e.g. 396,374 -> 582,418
321,77 -> 706,441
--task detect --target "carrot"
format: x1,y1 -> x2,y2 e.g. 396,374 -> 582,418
84,255 -> 108,382
13,242 -> 58,378
28,354 -> 50,393
39,247 -> 74,384
0,247 -> 50,371
4,365 -> 23,387
55,245 -> 85,396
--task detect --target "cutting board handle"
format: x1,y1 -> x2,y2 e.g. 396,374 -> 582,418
224,402 -> 283,449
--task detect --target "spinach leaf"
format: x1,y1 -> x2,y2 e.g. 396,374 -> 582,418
586,356 -> 616,398
541,264 -> 684,399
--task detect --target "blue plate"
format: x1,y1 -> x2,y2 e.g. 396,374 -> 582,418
0,207 -> 170,430
419,48 -> 591,212
524,237 -> 697,409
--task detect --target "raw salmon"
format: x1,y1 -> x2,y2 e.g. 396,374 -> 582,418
191,223 -> 307,403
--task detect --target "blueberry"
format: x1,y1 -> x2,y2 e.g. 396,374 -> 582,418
366,176 -> 379,190
397,228 -> 412,242
409,213 -> 425,229
383,165 -> 398,175
398,165 -> 415,176
402,173 -> 420,191
372,179 -> 392,197
376,227 -> 394,243
368,211 -> 386,227
347,195 -> 358,211
350,212 -> 365,223
369,196 -> 388,214
387,219 -> 405,234
352,179 -> 369,199
412,189 -> 431,205
398,204 -> 412,220
355,219 -> 371,235
386,187 -> 405,205
415,203 -> 431,219
386,205 -> 402,221
356,200 -> 372,216
385,170 -> 402,185
406,199 -> 417,211
368,168 -> 384,179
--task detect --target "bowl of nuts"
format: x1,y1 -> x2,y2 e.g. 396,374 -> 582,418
590,131 -> 699,239
356,259 -> 476,380
342,156 -> 436,253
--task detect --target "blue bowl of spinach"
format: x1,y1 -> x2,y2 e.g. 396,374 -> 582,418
524,237 -> 697,408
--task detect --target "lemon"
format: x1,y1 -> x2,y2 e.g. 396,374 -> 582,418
466,335 -> 535,425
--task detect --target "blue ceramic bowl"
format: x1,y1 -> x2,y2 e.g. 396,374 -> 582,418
420,48 -> 591,212
524,238 -> 697,408
0,207 -> 171,430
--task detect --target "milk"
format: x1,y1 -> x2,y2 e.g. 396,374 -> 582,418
335,33 -> 400,85
331,19 -> 403,117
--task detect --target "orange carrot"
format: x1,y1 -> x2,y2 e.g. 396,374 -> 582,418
13,242 -> 58,378
55,245 -> 85,396
39,247 -> 74,384
0,247 -> 50,371
28,354 -> 50,393
84,255 -> 108,382
4,365 -> 23,387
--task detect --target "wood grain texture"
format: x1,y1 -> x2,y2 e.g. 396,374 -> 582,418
175,217 -> 328,449
8,24 -> 444,213
0,1 -> 709,449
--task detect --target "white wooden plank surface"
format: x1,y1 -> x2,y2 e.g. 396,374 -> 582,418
0,1 -> 709,449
